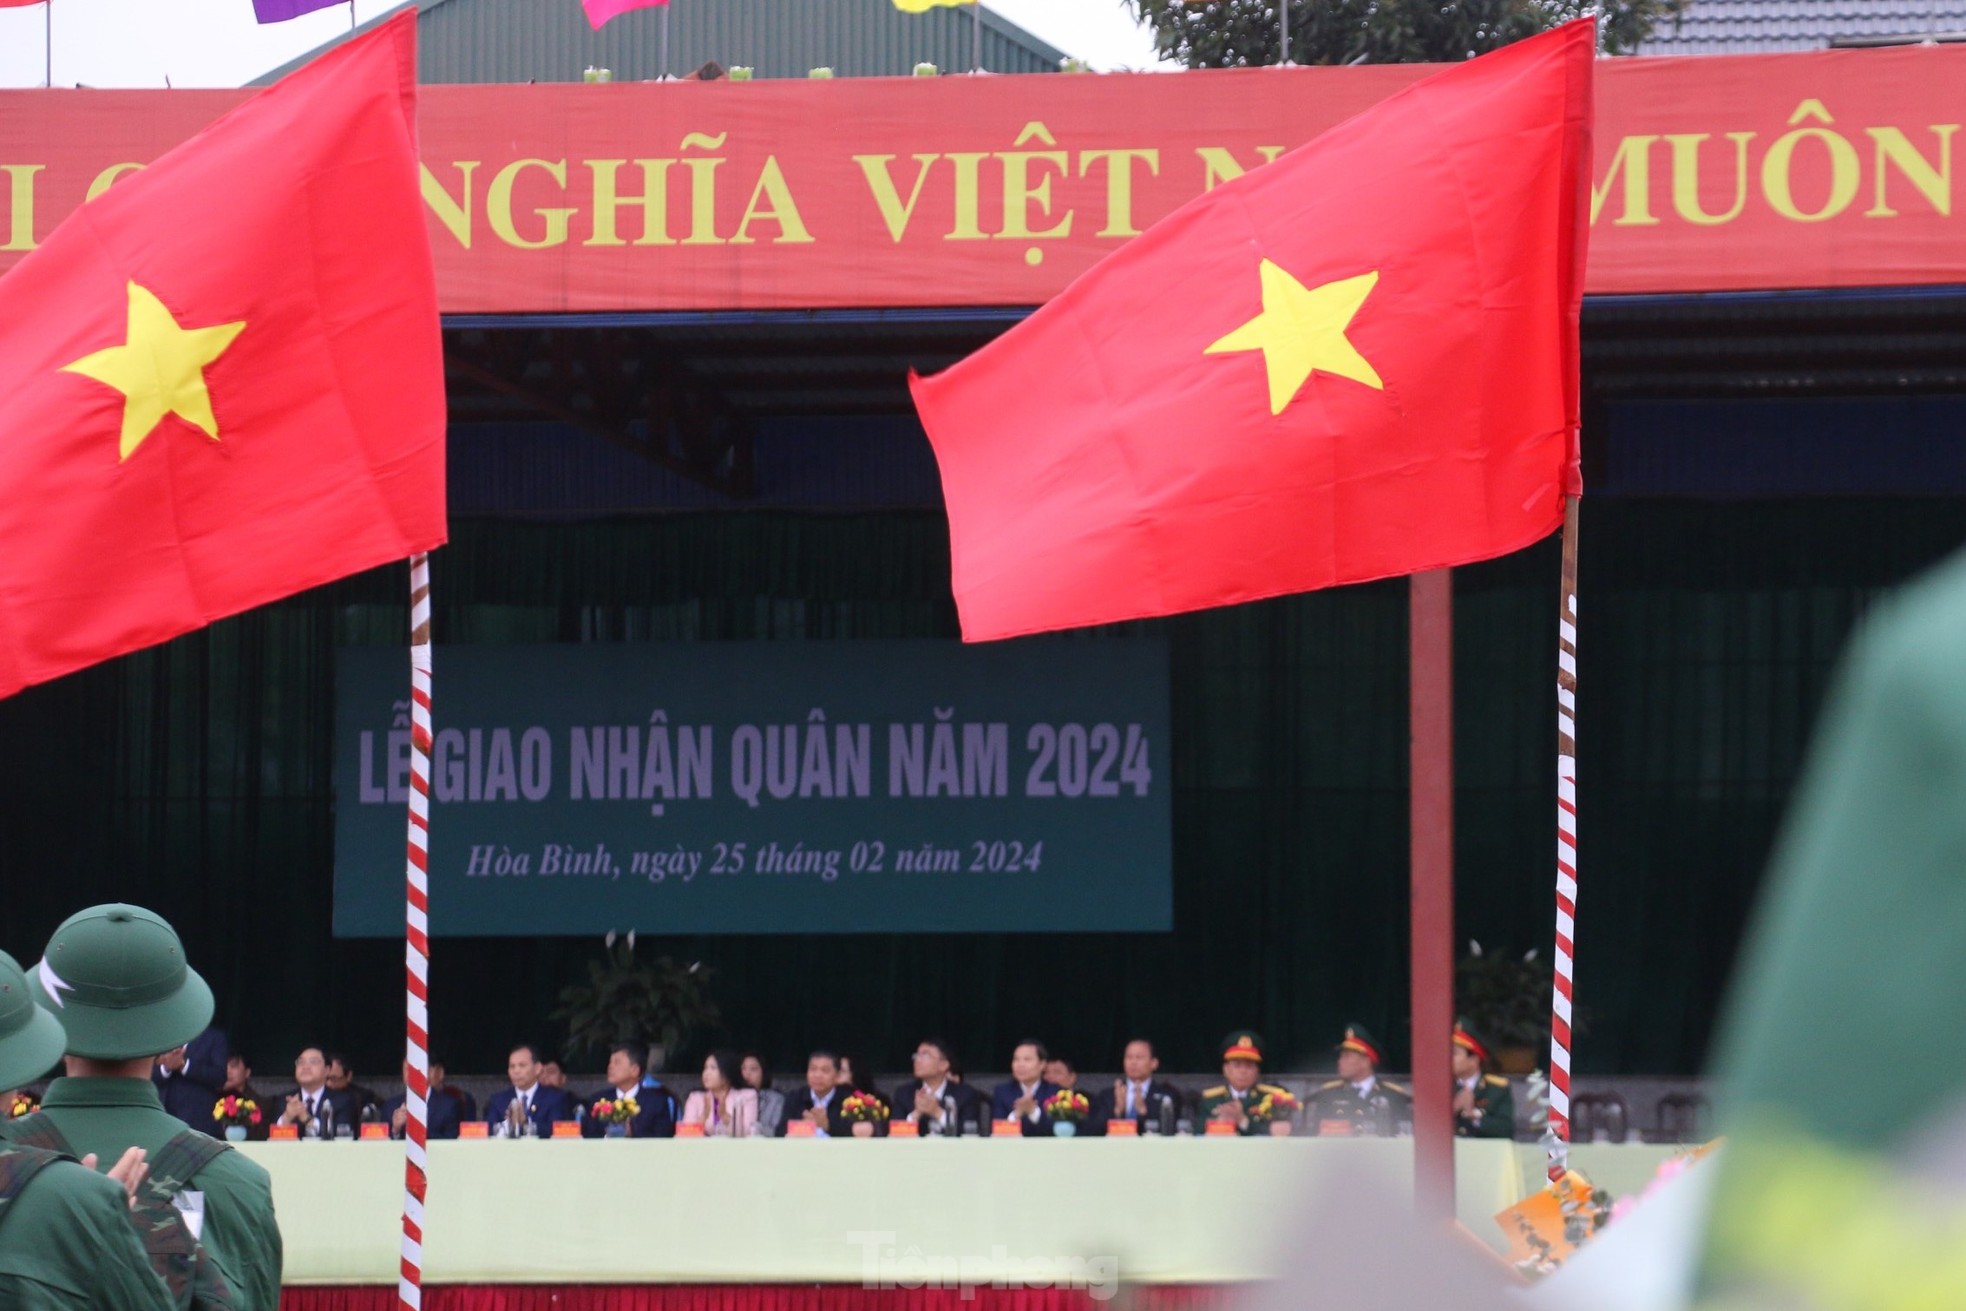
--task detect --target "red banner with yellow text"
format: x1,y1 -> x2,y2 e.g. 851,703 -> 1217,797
3,45 -> 1962,310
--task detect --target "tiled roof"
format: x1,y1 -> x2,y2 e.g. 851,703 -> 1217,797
1637,0 -> 1966,55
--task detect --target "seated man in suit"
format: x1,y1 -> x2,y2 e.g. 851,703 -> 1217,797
1450,1020 -> 1515,1139
484,1043 -> 575,1136
152,1024 -> 229,1136
783,1049 -> 851,1136
1195,1031 -> 1298,1136
1305,1024 -> 1411,1137
384,1059 -> 466,1140
269,1046 -> 361,1138
219,1053 -> 272,1141
326,1052 -> 382,1125
990,1040 -> 1062,1136
431,1061 -> 476,1123
1037,1052 -> 1107,1136
581,1041 -> 674,1138
894,1037 -> 984,1136
1106,1038 -> 1185,1135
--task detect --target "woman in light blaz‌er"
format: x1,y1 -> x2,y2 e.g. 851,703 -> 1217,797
741,1052 -> 785,1137
682,1049 -> 758,1137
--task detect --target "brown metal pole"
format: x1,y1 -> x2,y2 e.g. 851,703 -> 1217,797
1409,567 -> 1455,1221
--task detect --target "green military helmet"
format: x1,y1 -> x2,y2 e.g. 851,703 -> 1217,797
1335,1022 -> 1385,1066
0,949 -> 70,1089
28,904 -> 213,1060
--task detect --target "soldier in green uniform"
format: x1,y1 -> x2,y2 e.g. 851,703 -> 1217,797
0,948 -> 176,1310
1449,1019 -> 1514,1138
1193,1032 -> 1294,1135
1305,1024 -> 1412,1136
16,905 -> 281,1310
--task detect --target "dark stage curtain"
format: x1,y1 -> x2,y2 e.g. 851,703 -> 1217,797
0,501 -> 1960,1078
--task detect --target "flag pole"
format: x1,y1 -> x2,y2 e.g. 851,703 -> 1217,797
1546,496 -> 1581,1182
659,5 -> 669,78
44,3 -> 51,88
399,552 -> 433,1311
1279,0 -> 1290,66
972,1 -> 982,72
348,0 -> 356,33
1409,567 -> 1455,1219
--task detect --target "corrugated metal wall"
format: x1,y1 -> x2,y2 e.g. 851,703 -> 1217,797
413,0 -> 1066,83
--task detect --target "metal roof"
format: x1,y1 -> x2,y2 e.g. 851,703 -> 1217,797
255,0 -> 1067,86
1637,0 -> 1966,55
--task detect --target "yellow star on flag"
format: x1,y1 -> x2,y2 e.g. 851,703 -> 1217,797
62,281 -> 247,462
1205,261 -> 1383,416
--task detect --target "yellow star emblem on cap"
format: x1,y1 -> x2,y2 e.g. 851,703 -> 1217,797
62,281 -> 247,462
1205,260 -> 1383,416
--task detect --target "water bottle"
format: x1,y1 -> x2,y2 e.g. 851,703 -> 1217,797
1157,1097 -> 1176,1138
942,1094 -> 958,1137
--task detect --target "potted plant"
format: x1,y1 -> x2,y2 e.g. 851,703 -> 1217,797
1456,941 -> 1567,1073
1247,1088 -> 1300,1136
840,1093 -> 889,1138
551,939 -> 720,1072
591,1094 -> 640,1138
1042,1089 -> 1090,1136
213,1094 -> 262,1142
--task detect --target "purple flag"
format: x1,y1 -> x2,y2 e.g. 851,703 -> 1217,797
583,0 -> 667,32
253,0 -> 347,23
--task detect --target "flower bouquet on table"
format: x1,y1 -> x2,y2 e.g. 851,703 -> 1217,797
841,1092 -> 890,1138
9,1090 -> 39,1119
214,1095 -> 262,1141
593,1096 -> 640,1136
1042,1089 -> 1090,1137
1247,1089 -> 1301,1136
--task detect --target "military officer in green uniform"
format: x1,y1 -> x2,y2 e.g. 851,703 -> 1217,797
1193,1032 -> 1294,1135
1450,1019 -> 1514,1138
0,948 -> 176,1310
1305,1024 -> 1411,1136
16,905 -> 281,1310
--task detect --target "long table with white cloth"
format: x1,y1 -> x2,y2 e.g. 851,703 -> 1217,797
244,1139 -> 1682,1285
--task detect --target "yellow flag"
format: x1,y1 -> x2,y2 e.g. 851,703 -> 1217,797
891,0 -> 975,11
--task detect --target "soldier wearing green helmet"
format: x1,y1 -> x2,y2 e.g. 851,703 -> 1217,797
0,947 -> 177,1309
9,905 -> 281,1310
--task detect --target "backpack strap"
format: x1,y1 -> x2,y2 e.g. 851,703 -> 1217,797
3,1111 -> 75,1157
0,1141 -> 65,1208
146,1129 -> 229,1192
125,1131 -> 240,1311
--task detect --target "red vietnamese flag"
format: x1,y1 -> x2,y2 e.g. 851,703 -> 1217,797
911,22 -> 1592,642
0,13 -> 444,699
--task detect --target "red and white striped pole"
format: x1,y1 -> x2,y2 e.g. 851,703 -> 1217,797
400,552 -> 433,1309
1547,499 -> 1580,1183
